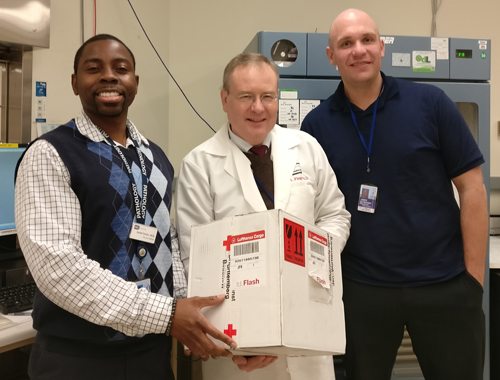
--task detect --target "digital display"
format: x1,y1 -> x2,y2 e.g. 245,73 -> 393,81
456,49 -> 472,59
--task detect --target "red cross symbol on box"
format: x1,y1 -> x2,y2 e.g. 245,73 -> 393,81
224,324 -> 237,338
223,235 -> 233,251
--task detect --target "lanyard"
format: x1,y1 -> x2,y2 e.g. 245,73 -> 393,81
346,82 -> 384,173
98,128 -> 149,224
254,175 -> 274,202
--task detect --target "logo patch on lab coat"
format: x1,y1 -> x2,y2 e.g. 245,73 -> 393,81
292,162 -> 302,176
290,162 -> 309,182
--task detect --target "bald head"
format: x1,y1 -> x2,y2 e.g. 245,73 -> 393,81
325,8 -> 384,98
329,9 -> 380,49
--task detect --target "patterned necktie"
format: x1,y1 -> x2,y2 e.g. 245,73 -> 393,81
250,145 -> 267,156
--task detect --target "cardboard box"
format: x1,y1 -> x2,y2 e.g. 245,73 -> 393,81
188,210 -> 345,356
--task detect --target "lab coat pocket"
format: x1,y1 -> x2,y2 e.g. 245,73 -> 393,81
287,179 -> 316,223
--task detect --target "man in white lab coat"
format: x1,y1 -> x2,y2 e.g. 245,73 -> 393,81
176,52 -> 351,380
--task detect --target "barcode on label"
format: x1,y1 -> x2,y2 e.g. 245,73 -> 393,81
310,241 -> 325,256
234,242 -> 260,256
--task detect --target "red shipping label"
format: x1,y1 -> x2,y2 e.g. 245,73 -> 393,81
308,230 -> 327,246
223,230 -> 265,251
283,218 -> 305,267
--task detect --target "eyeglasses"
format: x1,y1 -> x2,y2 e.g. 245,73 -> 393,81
231,93 -> 278,106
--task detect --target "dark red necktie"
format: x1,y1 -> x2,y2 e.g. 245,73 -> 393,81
250,145 -> 267,156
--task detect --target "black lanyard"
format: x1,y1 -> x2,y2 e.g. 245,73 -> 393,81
97,128 -> 151,268
98,128 -> 149,225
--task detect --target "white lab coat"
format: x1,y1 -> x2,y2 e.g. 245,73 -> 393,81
176,123 -> 351,380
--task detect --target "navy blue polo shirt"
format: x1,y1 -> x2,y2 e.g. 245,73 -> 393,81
302,73 -> 484,287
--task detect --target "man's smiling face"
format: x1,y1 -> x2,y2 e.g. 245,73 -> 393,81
220,63 -> 278,146
326,9 -> 385,89
71,39 -> 139,125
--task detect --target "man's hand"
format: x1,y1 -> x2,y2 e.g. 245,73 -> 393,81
232,355 -> 278,372
169,294 -> 237,359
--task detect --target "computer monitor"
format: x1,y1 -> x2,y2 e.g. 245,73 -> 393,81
0,147 -> 26,236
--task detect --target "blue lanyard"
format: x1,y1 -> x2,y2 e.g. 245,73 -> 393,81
254,175 -> 274,202
346,82 -> 384,173
98,128 -> 149,224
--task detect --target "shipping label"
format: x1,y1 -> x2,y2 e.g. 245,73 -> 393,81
222,230 -> 267,295
283,219 -> 305,266
307,230 -> 330,289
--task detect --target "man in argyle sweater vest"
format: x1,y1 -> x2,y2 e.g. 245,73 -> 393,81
15,34 -> 235,380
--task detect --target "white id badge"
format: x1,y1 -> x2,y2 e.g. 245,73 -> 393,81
135,278 -> 151,292
358,184 -> 378,213
129,223 -> 158,244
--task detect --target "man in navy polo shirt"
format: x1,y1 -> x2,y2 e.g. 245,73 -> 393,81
301,9 -> 488,380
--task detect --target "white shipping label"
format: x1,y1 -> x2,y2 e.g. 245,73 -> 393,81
229,230 -> 267,289
307,230 -> 330,289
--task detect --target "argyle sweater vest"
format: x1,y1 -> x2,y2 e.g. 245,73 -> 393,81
24,120 -> 174,350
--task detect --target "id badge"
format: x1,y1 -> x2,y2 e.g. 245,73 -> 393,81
358,184 -> 378,213
129,222 -> 158,244
135,278 -> 151,292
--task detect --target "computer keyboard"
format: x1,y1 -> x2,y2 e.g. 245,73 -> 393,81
0,282 -> 36,314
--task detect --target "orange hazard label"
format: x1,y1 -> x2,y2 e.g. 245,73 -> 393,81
284,218 -> 305,267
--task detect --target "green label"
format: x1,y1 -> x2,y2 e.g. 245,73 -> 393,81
412,51 -> 436,73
